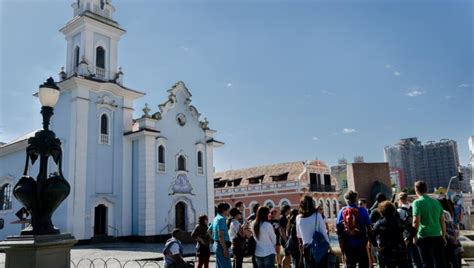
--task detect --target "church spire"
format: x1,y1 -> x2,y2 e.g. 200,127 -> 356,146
72,0 -> 116,20
61,0 -> 124,81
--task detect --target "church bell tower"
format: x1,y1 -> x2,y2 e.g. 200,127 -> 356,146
60,0 -> 125,82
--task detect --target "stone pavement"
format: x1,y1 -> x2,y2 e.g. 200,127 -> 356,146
0,242 -> 256,267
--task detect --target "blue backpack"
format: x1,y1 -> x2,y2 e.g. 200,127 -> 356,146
307,213 -> 330,263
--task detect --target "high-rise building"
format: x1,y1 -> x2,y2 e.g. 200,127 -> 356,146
384,138 -> 460,191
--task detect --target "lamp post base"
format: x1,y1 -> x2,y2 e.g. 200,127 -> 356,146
0,234 -> 76,268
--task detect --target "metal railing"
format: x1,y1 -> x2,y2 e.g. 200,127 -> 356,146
71,258 -> 163,268
197,167 -> 204,175
158,163 -> 165,172
310,184 -> 336,192
100,134 -> 109,144
95,66 -> 106,80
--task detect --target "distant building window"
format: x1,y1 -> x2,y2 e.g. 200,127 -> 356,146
272,173 -> 288,182
96,46 -> 105,69
332,200 -> 337,218
265,200 -> 275,209
214,178 -> 226,188
100,114 -> 108,135
280,200 -> 290,208
178,155 -> 186,171
326,199 -> 331,219
74,46 -> 80,68
197,151 -> 204,175
99,114 -> 109,144
100,0 -> 105,9
324,174 -> 331,185
158,145 -> 165,172
0,184 -> 12,210
248,175 -> 264,184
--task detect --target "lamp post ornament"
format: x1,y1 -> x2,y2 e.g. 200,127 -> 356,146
13,77 -> 71,235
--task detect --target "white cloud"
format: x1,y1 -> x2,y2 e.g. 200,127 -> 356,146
342,128 -> 356,134
445,95 -> 456,100
179,45 -> 190,52
385,64 -> 391,69
312,137 -> 319,141
406,87 -> 425,97
226,83 -> 233,87
393,71 -> 401,76
321,90 -> 334,96
458,83 -> 471,88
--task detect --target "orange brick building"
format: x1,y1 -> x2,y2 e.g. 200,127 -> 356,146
214,160 -> 340,226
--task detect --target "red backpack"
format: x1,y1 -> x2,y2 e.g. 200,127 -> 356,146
342,207 -> 361,236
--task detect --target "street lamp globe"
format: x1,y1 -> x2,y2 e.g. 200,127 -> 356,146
38,77 -> 60,108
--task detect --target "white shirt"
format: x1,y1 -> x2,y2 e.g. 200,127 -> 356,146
296,212 -> 329,245
252,221 -> 276,257
169,242 -> 180,255
229,219 -> 241,240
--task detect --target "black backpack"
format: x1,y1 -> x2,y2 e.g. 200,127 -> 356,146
398,206 -> 416,240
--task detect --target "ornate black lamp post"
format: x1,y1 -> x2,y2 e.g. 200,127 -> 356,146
13,77 -> 71,235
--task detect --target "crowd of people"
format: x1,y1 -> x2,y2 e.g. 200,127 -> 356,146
163,180 -> 465,268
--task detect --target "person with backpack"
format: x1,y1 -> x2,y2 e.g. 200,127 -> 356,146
163,229 -> 193,268
336,190 -> 371,268
412,181 -> 446,268
228,208 -> 247,268
296,195 -> 329,268
191,215 -> 212,268
397,192 -> 421,268
439,197 -> 463,268
371,201 -> 409,268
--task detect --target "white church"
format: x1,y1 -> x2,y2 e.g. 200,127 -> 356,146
0,0 -> 222,241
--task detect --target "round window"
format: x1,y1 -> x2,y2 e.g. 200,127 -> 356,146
176,113 -> 186,126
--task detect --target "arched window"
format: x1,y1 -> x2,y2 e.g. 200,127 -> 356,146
99,114 -> 109,144
332,199 -> 338,218
158,145 -> 165,172
197,151 -> 203,167
197,151 -> 203,175
158,146 -> 165,164
74,46 -> 80,68
0,184 -> 12,210
326,199 -> 331,219
100,0 -> 105,9
264,200 -> 275,210
96,46 -> 105,69
178,155 -> 186,171
100,114 -> 108,135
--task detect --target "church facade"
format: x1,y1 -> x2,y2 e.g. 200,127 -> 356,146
0,0 -> 222,241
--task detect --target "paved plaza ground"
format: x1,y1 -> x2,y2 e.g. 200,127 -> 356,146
0,242 -> 255,268
1,241 -> 474,267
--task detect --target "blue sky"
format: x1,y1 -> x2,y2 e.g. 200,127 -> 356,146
0,0 -> 472,171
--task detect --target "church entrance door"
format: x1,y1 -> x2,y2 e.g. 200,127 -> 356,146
94,204 -> 108,236
175,202 -> 186,231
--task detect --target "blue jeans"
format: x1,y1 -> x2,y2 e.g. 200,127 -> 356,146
255,254 -> 275,268
416,236 -> 445,268
214,242 -> 232,268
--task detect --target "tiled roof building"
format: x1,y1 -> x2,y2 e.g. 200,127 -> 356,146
214,160 -> 340,225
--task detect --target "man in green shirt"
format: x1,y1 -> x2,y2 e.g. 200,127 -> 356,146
412,180 -> 446,268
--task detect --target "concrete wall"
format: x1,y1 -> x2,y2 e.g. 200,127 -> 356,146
347,162 -> 392,204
